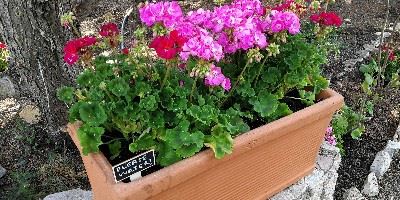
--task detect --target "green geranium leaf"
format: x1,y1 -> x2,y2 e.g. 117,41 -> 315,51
332,114 -> 348,137
157,142 -> 182,167
187,105 -> 217,125
108,140 -> 121,160
79,102 -> 107,126
165,120 -> 204,158
198,95 -> 205,106
88,87 -> 105,101
108,78 -> 129,97
68,102 -> 83,122
129,132 -> 157,153
313,75 -> 329,94
57,86 -> 75,103
135,81 -> 152,98
268,103 -> 293,121
77,125 -> 104,155
77,70 -> 97,87
249,92 -> 279,118
262,67 -> 281,84
351,127 -> 364,139
205,125 -> 233,159
139,95 -> 158,111
236,82 -> 255,97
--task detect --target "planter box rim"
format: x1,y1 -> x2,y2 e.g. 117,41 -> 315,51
67,88 -> 343,199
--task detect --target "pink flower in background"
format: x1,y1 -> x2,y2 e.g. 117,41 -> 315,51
139,0 -> 300,62
269,10 -> 301,34
325,126 -> 337,146
180,29 -> 224,61
139,2 -> 183,28
221,78 -> 231,91
204,64 -> 231,91
99,23 -> 119,37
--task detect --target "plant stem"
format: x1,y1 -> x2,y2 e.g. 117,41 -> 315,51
376,0 -> 390,88
253,56 -> 268,87
190,76 -> 199,102
219,59 -> 251,106
232,59 -> 251,92
161,62 -> 172,89
71,24 -> 81,38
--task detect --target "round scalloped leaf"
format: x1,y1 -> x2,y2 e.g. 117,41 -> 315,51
77,125 -> 105,155
57,86 -> 75,104
79,102 -> 107,126
108,78 -> 129,97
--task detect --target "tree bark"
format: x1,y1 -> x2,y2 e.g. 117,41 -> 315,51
0,0 -> 78,133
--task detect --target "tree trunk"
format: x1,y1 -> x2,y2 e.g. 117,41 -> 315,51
0,0 -> 78,133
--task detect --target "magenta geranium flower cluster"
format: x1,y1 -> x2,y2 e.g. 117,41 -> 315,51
139,0 -> 301,91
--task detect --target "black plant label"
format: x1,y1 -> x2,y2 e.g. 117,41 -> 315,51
112,150 -> 155,183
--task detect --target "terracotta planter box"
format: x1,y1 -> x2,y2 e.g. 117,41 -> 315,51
67,89 -> 343,200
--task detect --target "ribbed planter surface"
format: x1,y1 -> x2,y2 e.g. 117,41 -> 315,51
68,89 -> 344,200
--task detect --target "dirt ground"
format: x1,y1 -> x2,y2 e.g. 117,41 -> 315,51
327,0 -> 400,198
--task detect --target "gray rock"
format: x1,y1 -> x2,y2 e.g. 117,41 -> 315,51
43,189 -> 92,200
0,165 -> 6,178
370,151 -> 392,178
0,98 -> 20,128
384,140 -> 400,158
320,171 -> 338,200
343,187 -> 366,200
357,50 -> 370,59
395,23 -> 400,32
363,44 -> 378,51
0,77 -> 16,100
374,32 -> 391,37
270,188 -> 296,200
362,173 -> 379,197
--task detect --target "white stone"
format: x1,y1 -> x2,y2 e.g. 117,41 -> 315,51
317,155 -> 334,171
374,32 -> 391,37
0,165 -> 6,178
43,189 -> 92,200
384,140 -> 400,158
395,23 -> 400,32
270,188 -> 296,200
357,50 -> 370,59
362,173 -> 379,197
288,178 -> 308,199
321,172 -> 338,200
370,151 -> 392,178
343,187 -> 366,200
0,98 -> 20,128
0,76 -> 16,100
320,141 -> 340,155
363,44 -> 378,52
19,104 -> 41,124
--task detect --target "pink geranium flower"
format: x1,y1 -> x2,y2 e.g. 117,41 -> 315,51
204,64 -> 231,91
